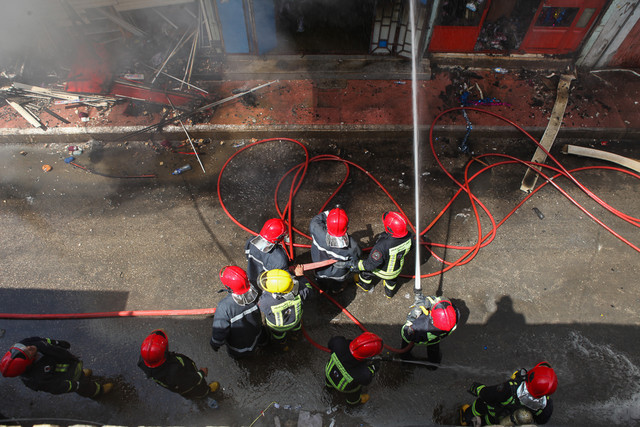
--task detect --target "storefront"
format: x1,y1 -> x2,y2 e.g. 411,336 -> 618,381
428,0 -> 607,55
59,0 -> 610,59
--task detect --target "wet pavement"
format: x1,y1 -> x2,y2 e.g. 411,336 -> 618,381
0,132 -> 639,426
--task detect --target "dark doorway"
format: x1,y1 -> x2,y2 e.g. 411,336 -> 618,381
272,0 -> 377,54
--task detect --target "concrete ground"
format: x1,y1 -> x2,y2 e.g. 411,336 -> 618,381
0,132 -> 638,426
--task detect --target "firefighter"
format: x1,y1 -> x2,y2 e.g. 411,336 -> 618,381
210,266 -> 268,359
138,329 -> 220,400
461,361 -> 558,426
400,294 -> 459,367
257,265 -> 314,349
309,207 -> 362,294
245,218 -> 291,286
0,337 -> 113,399
324,332 -> 383,405
351,211 -> 413,298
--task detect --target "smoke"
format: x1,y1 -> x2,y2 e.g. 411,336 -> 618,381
0,0 -> 71,81
0,1 -> 62,58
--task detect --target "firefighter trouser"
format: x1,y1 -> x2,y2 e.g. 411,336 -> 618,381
73,363 -> 104,398
399,338 -> 442,364
266,321 -> 301,344
325,377 -> 362,405
181,376 -> 211,399
357,271 -> 397,293
462,398 -> 500,425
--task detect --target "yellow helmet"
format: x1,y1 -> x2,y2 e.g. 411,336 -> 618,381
259,269 -> 294,294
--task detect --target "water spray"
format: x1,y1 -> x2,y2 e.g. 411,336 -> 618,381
409,0 -> 422,296
375,356 -> 511,376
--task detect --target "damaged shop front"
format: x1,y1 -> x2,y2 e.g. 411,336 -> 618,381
428,0 -> 606,55
16,1 -> 609,60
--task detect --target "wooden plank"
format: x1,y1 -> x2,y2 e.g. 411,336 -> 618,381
520,74 -> 575,193
97,8 -> 147,37
67,0 -> 192,11
113,0 -> 194,12
5,100 -> 46,130
562,144 -> 640,174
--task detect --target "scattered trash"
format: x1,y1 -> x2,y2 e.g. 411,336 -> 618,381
493,67 -> 508,74
232,141 -> 246,148
298,410 -> 323,427
69,146 -> 84,156
458,108 -> 472,154
206,397 -> 219,409
64,156 -> 75,164
123,73 -> 144,81
394,81 -> 407,85
600,141 -> 609,146
42,164 -> 52,172
19,151 -> 27,156
172,164 -> 192,175
532,207 -> 545,220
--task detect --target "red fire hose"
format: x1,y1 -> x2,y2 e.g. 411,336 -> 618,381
2,108 -> 638,357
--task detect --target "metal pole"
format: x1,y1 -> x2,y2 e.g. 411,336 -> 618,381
151,28 -> 195,84
166,96 -> 206,174
141,63 -> 208,94
117,80 -> 278,140
410,0 -> 422,295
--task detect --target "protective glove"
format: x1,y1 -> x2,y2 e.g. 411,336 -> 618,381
413,293 -> 427,308
349,260 -> 361,272
468,382 -> 485,397
406,306 -> 422,323
511,368 -> 527,380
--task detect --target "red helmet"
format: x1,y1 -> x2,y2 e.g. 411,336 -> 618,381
327,208 -> 348,237
349,332 -> 383,360
260,218 -> 287,243
525,362 -> 558,398
141,330 -> 168,368
431,299 -> 458,332
220,266 -> 251,295
382,211 -> 408,238
0,343 -> 34,377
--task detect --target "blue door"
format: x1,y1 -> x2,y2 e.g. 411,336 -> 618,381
252,0 -> 277,54
217,0 -> 250,53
